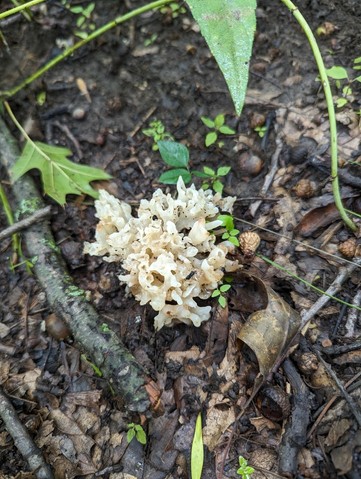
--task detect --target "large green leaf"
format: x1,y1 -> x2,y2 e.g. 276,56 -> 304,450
186,0 -> 257,115
11,141 -> 111,205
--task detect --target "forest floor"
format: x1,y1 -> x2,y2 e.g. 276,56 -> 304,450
0,1 -> 361,478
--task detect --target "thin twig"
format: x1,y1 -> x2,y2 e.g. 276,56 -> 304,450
300,258 -> 361,329
307,370 -> 361,439
0,206 -> 52,242
0,386 -> 54,479
313,349 -> 361,428
345,289 -> 361,338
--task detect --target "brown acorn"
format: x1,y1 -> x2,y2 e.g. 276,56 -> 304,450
238,152 -> 264,176
45,313 -> 71,341
256,384 -> 291,421
293,179 -> 316,199
296,352 -> 318,375
338,238 -> 359,258
238,231 -> 261,259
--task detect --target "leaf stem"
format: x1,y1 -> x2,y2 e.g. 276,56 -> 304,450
279,0 -> 357,231
3,101 -> 50,165
0,0 -> 174,100
0,0 -> 45,20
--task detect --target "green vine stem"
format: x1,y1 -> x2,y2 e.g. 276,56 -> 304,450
280,0 -> 357,231
0,0 -> 174,100
0,0 -> 45,20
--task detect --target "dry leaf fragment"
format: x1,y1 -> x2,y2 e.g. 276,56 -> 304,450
235,273 -> 301,379
76,77 -> 91,103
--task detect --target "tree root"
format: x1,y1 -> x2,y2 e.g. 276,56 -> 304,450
0,115 -> 156,414
0,385 -> 54,479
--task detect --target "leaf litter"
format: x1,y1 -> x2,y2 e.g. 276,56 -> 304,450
0,1 -> 361,478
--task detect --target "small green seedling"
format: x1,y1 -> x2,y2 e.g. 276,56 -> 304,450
100,323 -> 111,333
237,456 -> 254,479
62,1 -> 96,39
254,125 -> 268,138
217,214 -> 239,246
212,272 -> 234,308
143,120 -> 174,151
159,2 -> 186,19
144,32 -> 158,47
157,141 -> 232,194
321,61 -> 361,109
127,423 -> 147,445
201,114 -> 235,147
193,165 -> 231,194
211,283 -> 231,308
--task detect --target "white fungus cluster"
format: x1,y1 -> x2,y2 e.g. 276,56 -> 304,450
84,177 -> 239,330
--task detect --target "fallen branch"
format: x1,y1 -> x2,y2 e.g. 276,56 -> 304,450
0,115 -> 155,414
279,359 -> 311,477
0,205 -> 52,242
0,385 -> 54,479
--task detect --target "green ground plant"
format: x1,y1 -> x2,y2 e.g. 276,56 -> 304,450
254,125 -> 268,138
127,423 -> 147,445
237,456 -> 254,478
323,59 -> 361,109
201,113 -> 235,147
61,0 -> 96,39
142,119 -> 174,150
157,140 -> 231,194
159,1 -> 186,18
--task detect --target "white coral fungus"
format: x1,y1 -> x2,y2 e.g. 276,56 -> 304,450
84,177 -> 239,330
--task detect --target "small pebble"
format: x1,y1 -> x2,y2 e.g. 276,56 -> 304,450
72,108 -> 86,120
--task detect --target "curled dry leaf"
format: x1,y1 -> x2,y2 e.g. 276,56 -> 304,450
295,203 -> 342,237
232,273 -> 301,379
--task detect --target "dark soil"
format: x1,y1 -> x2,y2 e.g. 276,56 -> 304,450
0,1 -> 361,478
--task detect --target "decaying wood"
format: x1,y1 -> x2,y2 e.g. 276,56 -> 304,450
0,115 -> 152,414
0,385 -> 54,479
279,359 -> 311,477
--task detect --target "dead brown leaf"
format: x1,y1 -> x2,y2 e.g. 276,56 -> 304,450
235,274 -> 301,379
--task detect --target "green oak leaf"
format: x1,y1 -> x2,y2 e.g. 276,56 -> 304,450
11,141 -> 111,206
